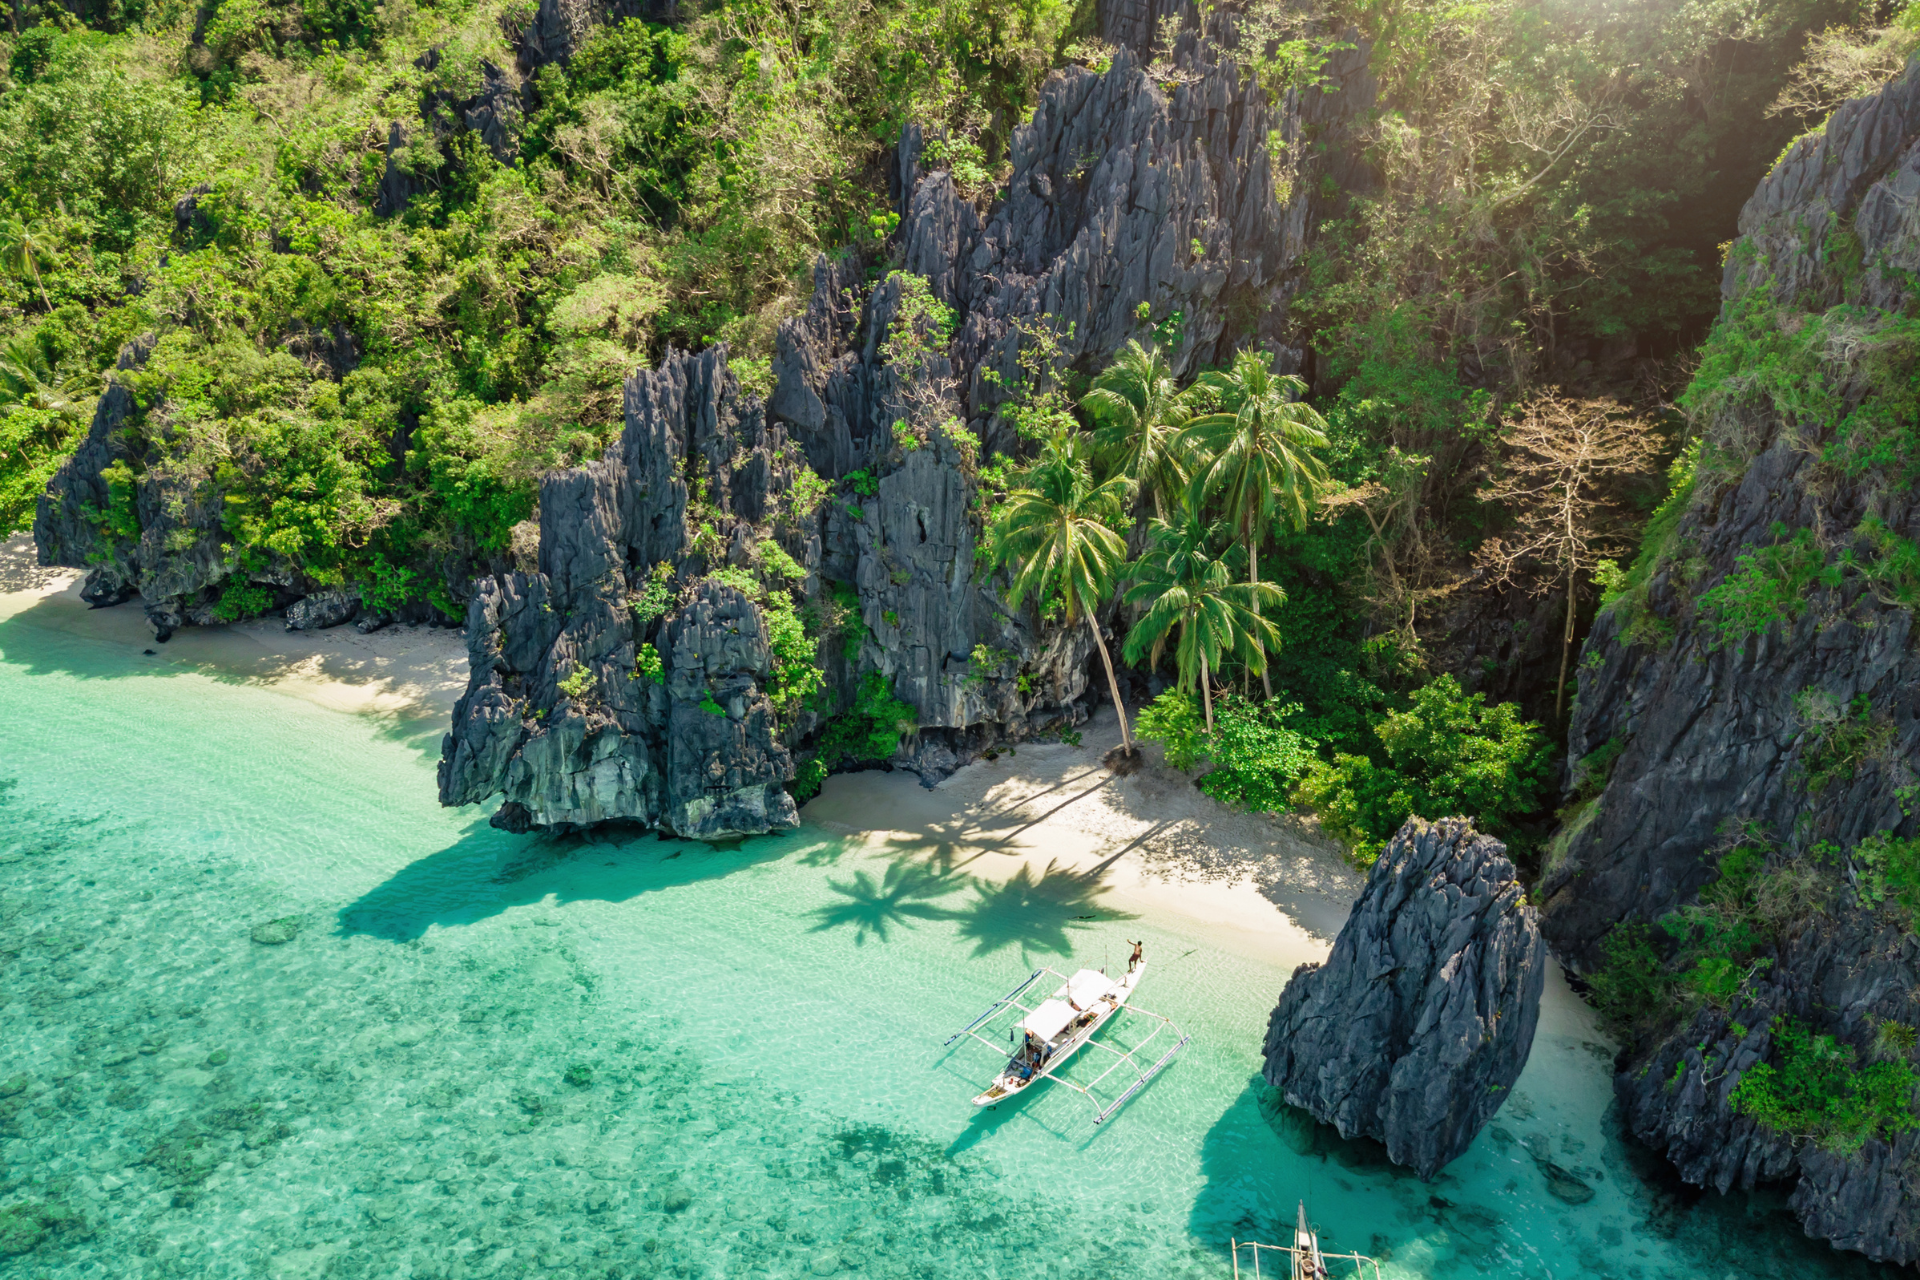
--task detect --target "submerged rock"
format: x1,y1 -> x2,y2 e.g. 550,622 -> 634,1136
1538,1159 -> 1596,1205
1260,817 -> 1546,1178
249,917 -> 303,946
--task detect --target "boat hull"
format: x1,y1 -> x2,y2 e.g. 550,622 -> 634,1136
970,962 -> 1143,1106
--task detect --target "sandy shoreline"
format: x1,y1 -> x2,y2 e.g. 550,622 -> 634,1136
0,534 -> 470,722
1,532 -> 1359,968
806,711 -> 1360,970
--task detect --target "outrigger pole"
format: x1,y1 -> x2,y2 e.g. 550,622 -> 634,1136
1229,1238 -> 1382,1280
1041,1006 -> 1189,1124
945,964 -> 1191,1123
943,968 -> 1045,1047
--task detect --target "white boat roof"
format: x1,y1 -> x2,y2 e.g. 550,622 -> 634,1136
1022,999 -> 1077,1040
1068,969 -> 1117,1005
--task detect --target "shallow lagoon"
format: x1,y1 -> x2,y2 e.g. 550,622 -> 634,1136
0,604 -> 1900,1280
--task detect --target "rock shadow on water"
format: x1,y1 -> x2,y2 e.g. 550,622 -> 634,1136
1594,1100 -> 1907,1280
1191,1077 -> 1913,1280
1190,1078 -> 1519,1278
336,822 -> 793,942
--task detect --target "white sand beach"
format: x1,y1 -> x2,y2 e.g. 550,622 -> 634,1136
805,712 -> 1362,970
0,533 -> 470,721
1,531 -> 1361,967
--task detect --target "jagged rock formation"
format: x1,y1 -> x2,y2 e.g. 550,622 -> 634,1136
377,0 -> 682,219
35,3 -> 1373,668
439,348 -> 803,839
30,334 -> 449,639
30,336 -> 312,636
1545,58 -> 1920,1263
437,23 -> 1376,834
1260,817 -> 1546,1179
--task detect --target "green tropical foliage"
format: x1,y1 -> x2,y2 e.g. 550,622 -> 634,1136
1732,1016 -> 1920,1155
1082,339 -> 1188,520
1293,673 -> 1554,863
0,0 -> 1893,902
987,429 -> 1137,751
1121,507 -> 1283,731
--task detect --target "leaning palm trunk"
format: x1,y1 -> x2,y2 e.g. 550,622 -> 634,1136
1198,651 -> 1214,733
1245,512 -> 1272,700
1087,613 -> 1134,753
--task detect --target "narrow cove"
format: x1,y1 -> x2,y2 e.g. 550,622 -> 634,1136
0,597 -> 1896,1279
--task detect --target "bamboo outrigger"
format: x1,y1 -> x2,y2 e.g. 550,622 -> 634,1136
943,959 -> 1188,1124
1232,1204 -> 1382,1280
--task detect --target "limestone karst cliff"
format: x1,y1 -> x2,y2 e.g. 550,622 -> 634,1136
434,20 -> 1375,835
1261,817 -> 1546,1179
1544,57 -> 1920,1264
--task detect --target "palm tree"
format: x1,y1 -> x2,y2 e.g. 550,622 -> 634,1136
1082,340 -> 1188,520
1182,348 -> 1329,696
0,334 -> 93,431
1122,508 -> 1283,732
0,219 -> 56,312
986,428 -> 1138,755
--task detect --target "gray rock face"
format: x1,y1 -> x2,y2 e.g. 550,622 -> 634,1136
1723,57 -> 1920,315
32,336 -> 271,639
33,337 -> 153,608
1261,818 -> 1546,1179
285,589 -> 360,632
1546,57 -> 1920,1264
441,23 -> 1376,834
439,348 -> 800,840
32,340 -> 405,640
1609,911 -> 1920,1261
515,0 -> 677,72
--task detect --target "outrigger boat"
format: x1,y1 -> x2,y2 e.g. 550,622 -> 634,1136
1230,1203 -> 1381,1280
943,958 -> 1188,1123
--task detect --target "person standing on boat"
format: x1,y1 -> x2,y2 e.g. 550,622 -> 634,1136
1127,940 -> 1143,972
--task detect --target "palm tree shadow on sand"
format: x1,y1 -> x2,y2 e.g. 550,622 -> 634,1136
808,861 -> 969,944
877,812 -> 1023,875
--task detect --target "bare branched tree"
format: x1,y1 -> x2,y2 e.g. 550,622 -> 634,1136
1768,23 -> 1920,122
1318,447 -> 1440,642
1475,396 -> 1661,720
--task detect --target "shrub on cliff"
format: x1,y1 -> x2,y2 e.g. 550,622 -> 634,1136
1731,1015 -> 1919,1155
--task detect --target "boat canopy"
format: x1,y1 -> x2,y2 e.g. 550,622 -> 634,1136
1068,970 -> 1117,1005
1021,999 -> 1077,1040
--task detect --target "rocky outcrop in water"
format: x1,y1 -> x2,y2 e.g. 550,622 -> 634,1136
1544,57 -> 1920,1264
1260,817 -> 1546,1179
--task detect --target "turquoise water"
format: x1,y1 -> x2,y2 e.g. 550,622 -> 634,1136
0,599 -> 1901,1280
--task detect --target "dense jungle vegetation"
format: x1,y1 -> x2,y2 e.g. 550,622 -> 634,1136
2,0 -> 1916,862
